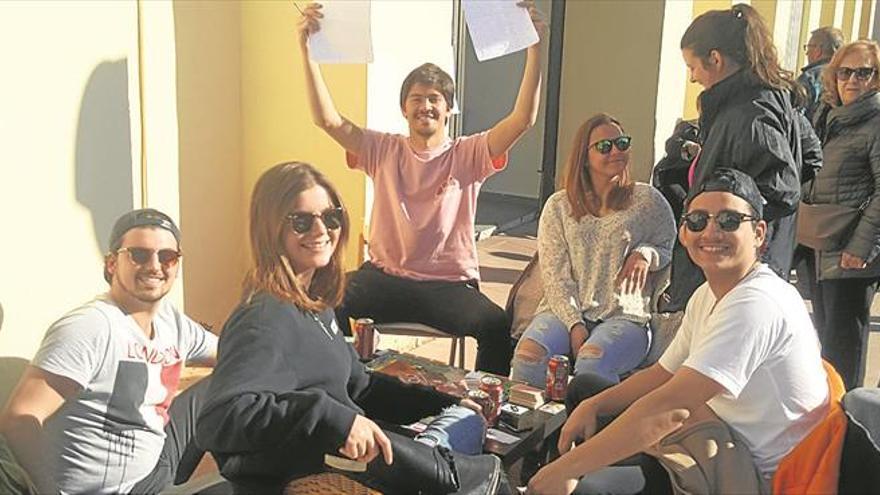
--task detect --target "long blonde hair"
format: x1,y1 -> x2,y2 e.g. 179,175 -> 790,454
243,162 -> 349,311
564,113 -> 634,219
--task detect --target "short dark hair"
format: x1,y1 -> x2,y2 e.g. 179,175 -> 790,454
810,27 -> 845,59
399,63 -> 455,110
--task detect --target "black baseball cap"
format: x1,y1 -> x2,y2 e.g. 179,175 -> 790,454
108,208 -> 181,253
689,168 -> 764,218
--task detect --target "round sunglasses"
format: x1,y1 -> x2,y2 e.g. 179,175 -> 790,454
681,210 -> 757,232
589,135 -> 632,155
117,247 -> 182,267
835,67 -> 877,82
285,207 -> 344,234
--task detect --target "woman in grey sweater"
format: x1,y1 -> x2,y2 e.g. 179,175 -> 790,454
510,114 -> 676,389
808,40 -> 880,389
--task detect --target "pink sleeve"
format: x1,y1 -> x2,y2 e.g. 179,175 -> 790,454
461,132 -> 507,181
345,129 -> 391,177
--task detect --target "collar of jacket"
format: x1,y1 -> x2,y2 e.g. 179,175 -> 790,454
698,69 -> 760,134
826,90 -> 880,137
801,59 -> 829,73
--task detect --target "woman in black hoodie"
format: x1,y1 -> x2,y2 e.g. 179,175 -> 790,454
196,162 -> 504,494
807,40 -> 880,389
665,3 -> 822,310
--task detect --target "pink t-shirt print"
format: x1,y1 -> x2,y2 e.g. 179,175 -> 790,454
346,130 -> 507,282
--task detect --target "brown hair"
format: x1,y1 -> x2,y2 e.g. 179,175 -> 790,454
681,3 -> 804,104
243,162 -> 349,312
564,113 -> 634,220
399,63 -> 455,110
820,40 -> 880,107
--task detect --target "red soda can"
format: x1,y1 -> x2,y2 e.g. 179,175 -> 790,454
479,376 -> 503,426
546,355 -> 570,402
353,318 -> 375,359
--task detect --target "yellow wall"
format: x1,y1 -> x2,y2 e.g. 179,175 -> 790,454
0,1 -> 140,358
174,1 -> 246,330
240,1 -> 367,274
558,0 -> 666,183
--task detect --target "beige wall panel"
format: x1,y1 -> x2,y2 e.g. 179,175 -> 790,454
174,1 -> 245,331
0,1 -> 140,358
240,1 -> 367,273
558,0 -> 665,184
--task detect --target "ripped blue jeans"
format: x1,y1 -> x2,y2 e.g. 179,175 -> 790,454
510,312 -> 651,388
414,405 -> 486,455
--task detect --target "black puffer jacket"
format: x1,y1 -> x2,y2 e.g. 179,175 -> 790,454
691,69 -> 806,277
807,91 -> 880,280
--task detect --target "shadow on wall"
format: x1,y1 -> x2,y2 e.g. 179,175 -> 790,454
75,59 -> 134,255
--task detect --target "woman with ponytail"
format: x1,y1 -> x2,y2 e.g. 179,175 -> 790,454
668,3 -> 819,308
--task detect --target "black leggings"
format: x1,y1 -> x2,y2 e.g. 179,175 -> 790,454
336,262 -> 513,375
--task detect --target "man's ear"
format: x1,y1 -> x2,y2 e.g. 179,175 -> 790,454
678,222 -> 688,246
755,219 -> 767,248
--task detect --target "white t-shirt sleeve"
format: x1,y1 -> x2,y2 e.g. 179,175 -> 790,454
31,309 -> 109,388
680,287 -> 779,398
180,315 -> 218,363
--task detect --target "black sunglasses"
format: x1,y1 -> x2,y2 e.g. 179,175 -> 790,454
835,67 -> 877,82
117,247 -> 182,267
285,207 -> 344,234
681,210 -> 757,232
589,136 -> 632,155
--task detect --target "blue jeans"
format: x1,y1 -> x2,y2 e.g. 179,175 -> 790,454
414,405 -> 486,455
511,312 -> 651,388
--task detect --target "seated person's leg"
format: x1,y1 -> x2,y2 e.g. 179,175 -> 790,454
335,262 -> 405,336
414,404 -> 486,455
511,312 -> 570,387
565,373 -> 617,415
574,320 -> 650,386
572,465 -> 645,495
129,377 -> 212,493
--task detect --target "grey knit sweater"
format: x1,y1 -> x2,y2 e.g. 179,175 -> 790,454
535,183 -> 676,329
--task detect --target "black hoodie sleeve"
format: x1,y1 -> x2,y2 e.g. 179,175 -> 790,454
197,303 -> 357,457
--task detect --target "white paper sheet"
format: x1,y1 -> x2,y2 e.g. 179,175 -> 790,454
462,0 -> 539,62
307,0 -> 373,64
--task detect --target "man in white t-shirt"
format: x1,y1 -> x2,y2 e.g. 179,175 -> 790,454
0,209 -> 218,494
296,2 -> 544,375
527,168 -> 829,494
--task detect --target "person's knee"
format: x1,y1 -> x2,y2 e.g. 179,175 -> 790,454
513,338 -> 547,364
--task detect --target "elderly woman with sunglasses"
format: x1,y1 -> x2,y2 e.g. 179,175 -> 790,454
510,113 -> 675,393
196,162 -> 508,493
805,40 -> 880,390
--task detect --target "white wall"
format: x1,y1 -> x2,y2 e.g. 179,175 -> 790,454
654,0 -> 693,166
0,1 -> 140,358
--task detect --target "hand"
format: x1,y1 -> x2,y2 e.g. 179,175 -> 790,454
569,323 -> 588,357
459,398 -> 484,417
518,0 -> 548,39
616,251 -> 649,295
296,2 -> 323,48
527,461 -> 578,495
340,415 -> 393,465
840,251 -> 867,270
557,400 -> 598,454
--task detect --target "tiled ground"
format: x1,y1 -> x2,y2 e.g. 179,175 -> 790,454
406,225 -> 880,388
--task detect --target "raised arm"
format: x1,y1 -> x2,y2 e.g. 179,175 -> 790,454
297,2 -> 364,153
0,366 -> 80,494
486,0 -> 545,158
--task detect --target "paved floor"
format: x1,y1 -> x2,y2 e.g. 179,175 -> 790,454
406,227 -> 880,388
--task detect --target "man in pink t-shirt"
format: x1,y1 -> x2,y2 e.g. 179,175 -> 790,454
297,1 -> 545,374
